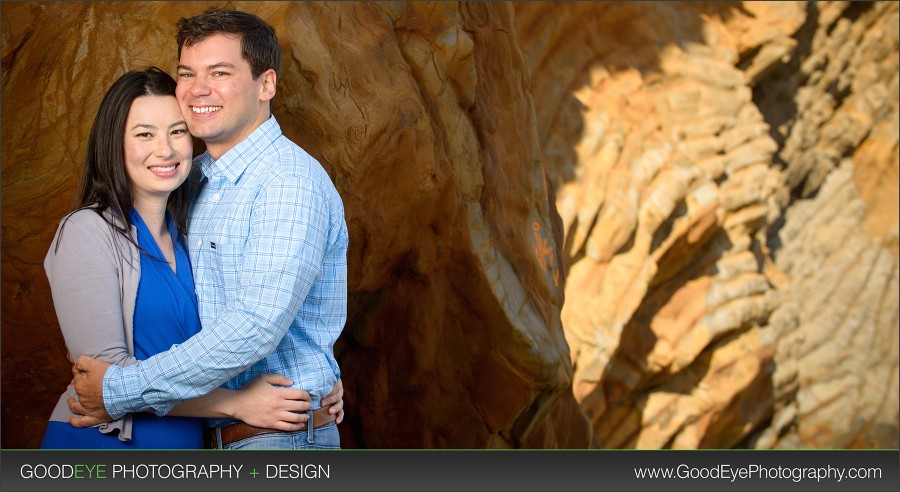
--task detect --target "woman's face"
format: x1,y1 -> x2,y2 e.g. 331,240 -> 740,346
123,95 -> 192,206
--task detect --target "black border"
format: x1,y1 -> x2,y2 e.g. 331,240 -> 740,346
2,449 -> 898,492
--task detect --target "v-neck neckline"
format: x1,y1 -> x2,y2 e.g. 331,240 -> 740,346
131,209 -> 179,276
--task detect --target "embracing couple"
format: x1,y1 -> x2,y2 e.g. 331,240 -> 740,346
41,7 -> 348,450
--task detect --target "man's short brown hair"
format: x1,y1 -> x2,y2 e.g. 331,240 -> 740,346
176,7 -> 281,80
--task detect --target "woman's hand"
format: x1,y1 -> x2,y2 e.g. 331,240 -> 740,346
320,378 -> 345,424
231,375 -> 311,431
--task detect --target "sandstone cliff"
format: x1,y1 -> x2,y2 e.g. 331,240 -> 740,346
516,0 -> 898,448
2,1 -> 897,449
2,1 -> 587,449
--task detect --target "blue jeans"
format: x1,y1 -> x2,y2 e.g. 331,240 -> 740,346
216,422 -> 340,450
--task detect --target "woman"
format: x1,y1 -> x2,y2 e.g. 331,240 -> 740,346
41,67 -> 339,448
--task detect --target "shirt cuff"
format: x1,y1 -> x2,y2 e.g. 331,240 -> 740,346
101,364 -> 128,420
102,363 -> 178,418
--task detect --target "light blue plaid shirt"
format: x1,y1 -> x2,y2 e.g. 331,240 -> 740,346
103,116 -> 348,421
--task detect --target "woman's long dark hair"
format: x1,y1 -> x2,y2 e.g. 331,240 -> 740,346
58,67 -> 191,254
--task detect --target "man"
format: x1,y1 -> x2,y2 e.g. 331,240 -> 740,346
69,8 -> 349,449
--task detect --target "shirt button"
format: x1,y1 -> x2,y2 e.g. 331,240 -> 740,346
196,239 -> 202,248
213,193 -> 221,201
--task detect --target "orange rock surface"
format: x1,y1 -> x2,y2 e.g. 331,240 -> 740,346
2,1 -> 897,449
1,1 -> 587,449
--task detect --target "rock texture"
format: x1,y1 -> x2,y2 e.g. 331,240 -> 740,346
752,1 -> 900,449
515,1 -> 898,448
2,1 -> 587,449
2,1 -> 897,450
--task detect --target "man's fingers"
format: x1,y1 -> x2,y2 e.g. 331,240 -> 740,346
67,415 -> 99,429
66,396 -> 85,416
72,376 -> 87,393
73,356 -> 90,372
73,355 -> 101,372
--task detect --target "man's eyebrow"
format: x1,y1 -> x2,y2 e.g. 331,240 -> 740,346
176,62 -> 237,72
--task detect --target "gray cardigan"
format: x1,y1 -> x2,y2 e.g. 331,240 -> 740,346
45,208 -> 141,441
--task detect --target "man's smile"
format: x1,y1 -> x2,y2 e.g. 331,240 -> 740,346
192,106 -> 222,114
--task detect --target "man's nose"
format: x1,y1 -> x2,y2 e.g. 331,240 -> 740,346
190,75 -> 211,96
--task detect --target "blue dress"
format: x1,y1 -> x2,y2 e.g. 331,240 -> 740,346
41,210 -> 204,448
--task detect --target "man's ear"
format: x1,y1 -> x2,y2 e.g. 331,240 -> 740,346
259,68 -> 277,102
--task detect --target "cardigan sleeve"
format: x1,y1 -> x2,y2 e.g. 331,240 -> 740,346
45,211 -> 139,366
44,210 -> 139,441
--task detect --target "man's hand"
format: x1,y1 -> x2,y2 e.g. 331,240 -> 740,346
320,378 -> 345,424
67,356 -> 113,428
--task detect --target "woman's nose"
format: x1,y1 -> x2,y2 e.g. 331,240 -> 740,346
155,136 -> 174,157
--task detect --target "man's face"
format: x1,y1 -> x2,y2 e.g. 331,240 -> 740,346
175,33 -> 274,159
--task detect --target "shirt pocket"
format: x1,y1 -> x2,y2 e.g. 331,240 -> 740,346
209,241 -> 243,302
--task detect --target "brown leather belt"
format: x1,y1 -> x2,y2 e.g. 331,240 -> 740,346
208,405 -> 336,448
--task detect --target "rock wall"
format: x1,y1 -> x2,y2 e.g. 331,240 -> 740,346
752,1 -> 899,449
2,1 -> 897,449
515,1 -> 898,448
1,1 -> 588,449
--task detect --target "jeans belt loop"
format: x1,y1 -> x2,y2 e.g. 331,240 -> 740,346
307,406 -> 316,444
215,427 -> 223,450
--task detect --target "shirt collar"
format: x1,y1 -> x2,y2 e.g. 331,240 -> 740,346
197,116 -> 282,184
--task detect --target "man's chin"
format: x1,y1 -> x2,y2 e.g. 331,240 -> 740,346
187,128 -> 221,142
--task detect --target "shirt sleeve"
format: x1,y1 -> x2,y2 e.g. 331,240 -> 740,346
103,173 -> 330,418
